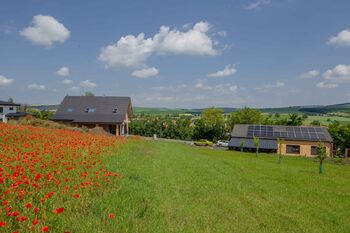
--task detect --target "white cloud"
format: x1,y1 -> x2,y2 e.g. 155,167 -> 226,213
194,80 -> 238,93
56,66 -> 70,77
217,31 -> 227,37
99,21 -> 218,69
299,70 -> 320,79
208,64 -> 237,78
28,83 -> 46,90
154,22 -> 218,56
328,29 -> 350,47
322,64 -> 350,83
0,75 -> 14,87
80,80 -> 96,88
244,0 -> 271,10
131,67 -> 159,78
69,86 -> 81,92
20,15 -> 70,46
62,79 -> 73,85
257,81 -> 285,90
99,33 -> 155,68
316,82 -> 338,89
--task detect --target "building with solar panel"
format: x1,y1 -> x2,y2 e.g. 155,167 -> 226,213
228,124 -> 333,157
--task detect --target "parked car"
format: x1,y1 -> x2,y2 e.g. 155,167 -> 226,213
216,140 -> 228,147
194,139 -> 214,146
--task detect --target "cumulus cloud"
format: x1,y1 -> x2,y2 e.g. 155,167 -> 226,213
299,70 -> 320,79
99,21 -> 218,69
0,75 -> 14,87
328,29 -> 350,47
80,80 -> 96,88
154,22 -> 218,56
208,64 -> 237,78
62,79 -> 73,85
322,64 -> 350,83
20,15 -> 70,46
131,67 -> 159,78
99,33 -> 155,68
28,83 -> 46,90
56,66 -> 70,77
244,0 -> 271,10
316,82 -> 338,89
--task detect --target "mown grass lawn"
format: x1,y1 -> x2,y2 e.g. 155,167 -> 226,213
63,140 -> 350,233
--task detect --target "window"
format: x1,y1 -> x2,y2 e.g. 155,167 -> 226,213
9,107 -> 14,111
0,107 -> 3,113
113,108 -> 117,113
311,146 -> 318,156
286,145 -> 300,154
85,108 -> 95,113
67,108 -> 73,112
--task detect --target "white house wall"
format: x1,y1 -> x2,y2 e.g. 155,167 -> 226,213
0,105 -> 17,123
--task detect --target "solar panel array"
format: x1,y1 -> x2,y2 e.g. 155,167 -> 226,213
246,125 -> 328,141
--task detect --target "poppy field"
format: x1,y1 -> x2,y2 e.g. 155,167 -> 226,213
0,123 -> 122,232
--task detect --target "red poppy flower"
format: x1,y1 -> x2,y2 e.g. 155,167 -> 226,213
0,221 -> 6,227
108,213 -> 115,219
41,226 -> 49,232
53,207 -> 64,214
26,203 -> 32,208
33,219 -> 39,225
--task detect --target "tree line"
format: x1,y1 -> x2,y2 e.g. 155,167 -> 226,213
130,107 -> 350,156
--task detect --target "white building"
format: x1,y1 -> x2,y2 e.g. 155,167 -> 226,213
0,100 -> 20,123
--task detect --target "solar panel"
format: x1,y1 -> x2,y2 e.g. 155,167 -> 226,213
243,125 -> 329,142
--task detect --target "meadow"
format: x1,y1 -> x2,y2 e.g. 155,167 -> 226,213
1,124 -> 350,232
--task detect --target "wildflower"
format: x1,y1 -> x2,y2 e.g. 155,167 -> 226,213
53,207 -> 64,214
108,213 -> 115,219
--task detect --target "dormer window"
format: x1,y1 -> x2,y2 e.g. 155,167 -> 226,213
85,108 -> 95,113
113,108 -> 117,113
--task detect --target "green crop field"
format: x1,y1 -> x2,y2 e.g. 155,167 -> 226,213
71,140 -> 349,233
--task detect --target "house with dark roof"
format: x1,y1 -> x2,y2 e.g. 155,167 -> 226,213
52,96 -> 132,136
228,124 -> 333,157
0,100 -> 26,123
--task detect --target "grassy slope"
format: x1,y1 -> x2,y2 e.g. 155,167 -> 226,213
65,140 -> 350,233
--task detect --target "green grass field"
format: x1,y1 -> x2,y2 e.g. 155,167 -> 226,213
62,140 -> 350,233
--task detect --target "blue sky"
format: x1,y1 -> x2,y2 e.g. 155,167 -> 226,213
0,0 -> 350,108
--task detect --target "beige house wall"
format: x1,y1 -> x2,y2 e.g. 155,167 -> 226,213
279,140 -> 332,157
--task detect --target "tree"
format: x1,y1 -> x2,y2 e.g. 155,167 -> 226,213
316,142 -> 327,174
310,120 -> 321,126
229,108 -> 263,130
193,108 -> 225,141
287,113 -> 303,126
277,138 -> 284,164
254,137 -> 260,157
8,97 -> 13,103
240,139 -> 245,153
328,121 -> 350,156
84,92 -> 94,97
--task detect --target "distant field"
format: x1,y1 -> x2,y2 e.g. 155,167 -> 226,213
265,113 -> 350,125
304,115 -> 350,125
